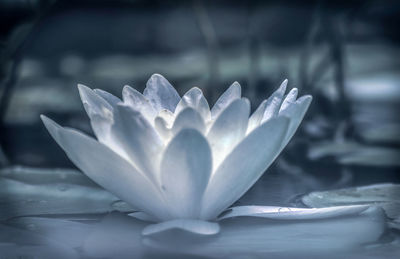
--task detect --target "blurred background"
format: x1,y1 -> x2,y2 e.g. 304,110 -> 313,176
0,0 -> 399,206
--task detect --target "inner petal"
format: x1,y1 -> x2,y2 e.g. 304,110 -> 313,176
160,129 -> 212,219
175,87 -> 211,122
207,98 -> 250,170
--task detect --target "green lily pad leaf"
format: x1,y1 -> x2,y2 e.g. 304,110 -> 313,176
0,166 -> 135,220
302,183 -> 400,219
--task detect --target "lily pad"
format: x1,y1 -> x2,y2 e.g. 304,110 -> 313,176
302,183 -> 400,219
0,166 -> 135,220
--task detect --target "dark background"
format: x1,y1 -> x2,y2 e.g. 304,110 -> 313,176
1,0 -> 399,199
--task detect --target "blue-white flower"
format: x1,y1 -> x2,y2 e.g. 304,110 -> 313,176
38,74 -> 386,257
42,74 -> 312,222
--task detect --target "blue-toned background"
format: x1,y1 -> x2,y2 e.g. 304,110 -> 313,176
0,0 -> 399,258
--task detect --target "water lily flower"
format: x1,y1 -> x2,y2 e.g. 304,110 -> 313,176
41,74 -> 310,221
40,74 -> 384,245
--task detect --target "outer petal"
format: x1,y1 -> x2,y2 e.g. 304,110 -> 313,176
111,104 -> 164,181
161,129 -> 212,218
142,219 -> 220,236
175,87 -> 211,121
201,117 -> 290,220
143,74 -> 180,112
78,85 -> 131,161
172,108 -> 206,136
122,85 -> 157,121
218,205 -> 370,220
261,79 -> 288,123
279,95 -> 312,146
279,88 -> 298,112
77,84 -> 113,142
207,98 -> 250,169
40,116 -> 170,220
211,81 -> 241,119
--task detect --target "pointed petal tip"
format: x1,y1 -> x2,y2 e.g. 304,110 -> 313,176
299,95 -> 313,104
240,97 -> 251,111
40,115 -> 63,141
40,114 -> 55,128
232,81 -> 242,95
40,114 -> 52,130
272,79 -> 288,97
188,86 -> 203,94
150,73 -> 166,81
77,83 -> 91,91
122,84 -> 132,91
77,84 -> 94,101
232,81 -> 241,87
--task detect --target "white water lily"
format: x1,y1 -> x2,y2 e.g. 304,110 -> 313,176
40,73 -> 383,231
42,74 -> 312,223
0,73 -> 387,257
36,74 -> 386,250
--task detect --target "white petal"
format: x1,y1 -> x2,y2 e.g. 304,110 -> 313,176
172,108 -> 206,136
161,129 -> 212,218
122,85 -> 157,121
261,79 -> 288,123
77,84 -> 113,141
93,89 -> 121,107
41,116 -> 170,220
207,98 -> 250,169
175,87 -> 211,121
111,104 -> 163,181
279,87 -> 298,112
78,86 -> 126,159
247,99 -> 267,133
143,74 -> 180,112
154,117 -> 172,140
157,109 -> 175,127
211,81 -> 241,119
218,205 -> 370,220
142,219 -> 220,236
78,84 -> 113,115
201,117 -> 290,220
279,95 -> 312,146
154,110 -> 176,141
